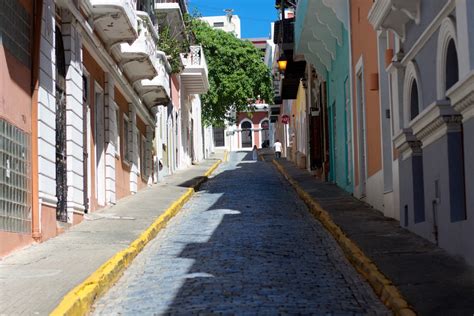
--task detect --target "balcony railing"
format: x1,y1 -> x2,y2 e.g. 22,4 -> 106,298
180,46 -> 209,94
273,18 -> 295,45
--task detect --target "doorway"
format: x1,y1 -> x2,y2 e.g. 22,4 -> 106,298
241,121 -> 252,148
55,26 -> 68,222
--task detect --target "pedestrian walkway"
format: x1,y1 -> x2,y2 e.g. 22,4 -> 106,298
0,151 -> 224,316
268,156 -> 474,315
92,151 -> 389,315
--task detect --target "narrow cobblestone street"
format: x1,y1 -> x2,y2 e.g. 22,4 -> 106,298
92,152 -> 389,315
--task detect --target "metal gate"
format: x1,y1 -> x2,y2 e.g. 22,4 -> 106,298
55,26 -> 68,222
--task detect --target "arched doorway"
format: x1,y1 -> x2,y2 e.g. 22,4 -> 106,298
55,26 -> 68,222
241,121 -> 252,148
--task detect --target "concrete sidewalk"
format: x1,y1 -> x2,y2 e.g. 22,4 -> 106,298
0,151 -> 224,316
269,157 -> 474,315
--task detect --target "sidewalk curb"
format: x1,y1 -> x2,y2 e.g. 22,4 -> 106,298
50,157 -> 224,316
272,159 -> 416,316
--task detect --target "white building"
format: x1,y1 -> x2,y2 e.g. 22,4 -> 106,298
200,14 -> 241,39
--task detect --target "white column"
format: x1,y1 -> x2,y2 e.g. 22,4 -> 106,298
104,74 -> 116,204
37,0 -> 57,207
62,9 -> 85,221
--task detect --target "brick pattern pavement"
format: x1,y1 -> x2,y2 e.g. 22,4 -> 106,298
92,152 -> 388,315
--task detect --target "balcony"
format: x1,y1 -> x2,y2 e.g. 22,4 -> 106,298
89,0 -> 138,45
180,46 -> 209,94
368,0 -> 420,40
136,51 -> 172,107
118,11 -> 159,83
154,0 -> 187,42
273,18 -> 295,50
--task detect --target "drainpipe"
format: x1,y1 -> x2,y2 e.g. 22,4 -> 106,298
31,0 -> 44,241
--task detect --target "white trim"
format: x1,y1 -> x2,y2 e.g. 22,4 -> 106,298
410,100 -> 462,148
400,0 -> 456,66
355,57 -> 368,197
403,61 -> 423,127
447,70 -> 474,121
436,17 -> 459,100
239,118 -> 254,148
258,118 -> 270,148
111,101 -> 121,158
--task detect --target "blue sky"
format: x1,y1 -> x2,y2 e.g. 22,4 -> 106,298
188,0 -> 277,39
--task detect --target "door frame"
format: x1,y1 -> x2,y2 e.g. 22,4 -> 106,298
355,57 -> 368,197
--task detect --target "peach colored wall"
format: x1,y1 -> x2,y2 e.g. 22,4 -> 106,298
0,0 -> 34,256
350,0 -> 382,184
0,47 -> 32,133
40,204 -> 57,241
114,88 -> 132,200
83,48 -> 105,212
237,112 -> 268,148
0,232 -> 33,258
171,74 -> 180,111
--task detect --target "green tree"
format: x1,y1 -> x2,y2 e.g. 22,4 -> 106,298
189,19 -> 273,126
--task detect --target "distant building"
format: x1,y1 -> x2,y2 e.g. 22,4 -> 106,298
200,14 -> 241,39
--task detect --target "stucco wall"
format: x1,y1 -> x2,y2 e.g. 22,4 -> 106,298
326,27 -> 352,193
350,0 -> 382,188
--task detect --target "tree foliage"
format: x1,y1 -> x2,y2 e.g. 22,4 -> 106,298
189,19 -> 273,126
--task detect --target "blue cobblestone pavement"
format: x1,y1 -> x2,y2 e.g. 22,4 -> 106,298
92,152 -> 389,315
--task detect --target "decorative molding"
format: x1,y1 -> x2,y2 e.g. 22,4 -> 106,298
402,61 -> 422,127
400,0 -> 456,67
368,0 -> 421,40
393,128 -> 421,160
436,17 -> 459,100
447,70 -> 474,121
410,100 -> 462,148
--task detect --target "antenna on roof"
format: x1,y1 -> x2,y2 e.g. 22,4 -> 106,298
224,8 -> 234,22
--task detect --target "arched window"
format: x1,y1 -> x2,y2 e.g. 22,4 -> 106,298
241,121 -> 252,129
410,80 -> 419,120
403,61 -> 422,126
445,39 -> 459,91
437,17 -> 459,99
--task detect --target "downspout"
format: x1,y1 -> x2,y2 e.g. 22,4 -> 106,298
31,0 -> 44,241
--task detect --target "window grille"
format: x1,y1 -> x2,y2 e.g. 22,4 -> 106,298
0,119 -> 31,233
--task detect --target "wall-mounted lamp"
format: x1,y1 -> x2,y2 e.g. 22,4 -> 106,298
277,53 -> 288,73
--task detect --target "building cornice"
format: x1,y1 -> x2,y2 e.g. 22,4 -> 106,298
447,70 -> 474,122
393,128 -> 421,160
410,100 -> 462,149
368,0 -> 421,40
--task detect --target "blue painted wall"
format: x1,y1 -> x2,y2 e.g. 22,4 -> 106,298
326,27 -> 353,193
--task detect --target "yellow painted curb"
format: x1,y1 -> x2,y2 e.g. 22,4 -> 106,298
50,158 -> 223,316
272,159 -> 416,316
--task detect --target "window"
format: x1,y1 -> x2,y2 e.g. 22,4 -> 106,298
140,135 -> 146,177
213,22 -> 224,27
445,39 -> 459,91
122,115 -> 130,162
135,128 -> 140,174
410,80 -> 419,120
